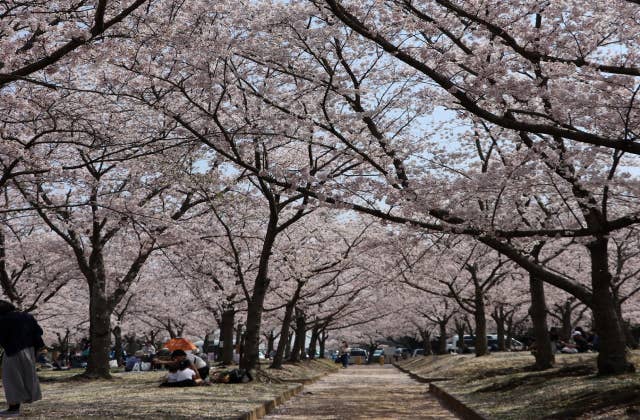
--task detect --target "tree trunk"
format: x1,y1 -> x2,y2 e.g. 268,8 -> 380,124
506,315 -> 514,350
474,287 -> 489,357
285,332 -> 293,360
308,324 -> 319,359
271,303 -> 295,369
560,301 -> 573,342
419,329 -> 432,355
221,309 -> 235,365
319,329 -> 327,358
588,238 -> 634,374
85,285 -> 112,378
289,309 -> 305,362
454,319 -> 466,354
529,274 -> 554,370
235,322 -> 243,354
266,331 -> 276,356
296,317 -> 307,361
615,302 -> 639,350
203,330 -> 211,356
272,280 -> 304,368
112,325 -> 124,367
240,211 -> 278,372
366,340 -> 378,363
624,319 -> 639,349
493,307 -> 506,351
438,321 -> 448,354
56,329 -> 71,366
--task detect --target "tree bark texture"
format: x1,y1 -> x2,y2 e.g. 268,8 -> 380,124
271,303 -> 295,369
221,309 -> 235,365
588,238 -> 634,374
529,274 -> 554,370
85,285 -> 111,378
474,287 -> 489,357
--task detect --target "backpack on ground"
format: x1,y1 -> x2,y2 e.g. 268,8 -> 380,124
228,368 -> 253,383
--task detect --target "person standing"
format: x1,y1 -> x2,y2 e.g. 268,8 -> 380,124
0,301 -> 44,417
340,341 -> 350,368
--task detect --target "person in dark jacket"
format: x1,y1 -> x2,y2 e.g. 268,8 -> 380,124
0,300 -> 44,417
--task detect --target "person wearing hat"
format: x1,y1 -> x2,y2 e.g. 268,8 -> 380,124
572,328 -> 590,353
0,300 -> 45,417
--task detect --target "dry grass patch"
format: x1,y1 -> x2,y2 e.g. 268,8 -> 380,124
399,350 -> 640,419
17,369 -> 295,419
17,359 -> 338,419
262,359 -> 339,382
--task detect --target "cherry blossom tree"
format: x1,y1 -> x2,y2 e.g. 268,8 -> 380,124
5,0 -> 640,378
10,95 -> 210,377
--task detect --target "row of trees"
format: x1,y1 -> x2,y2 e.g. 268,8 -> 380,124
2,0 -> 640,376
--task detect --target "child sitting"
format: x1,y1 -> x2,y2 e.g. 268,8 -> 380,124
160,360 -> 198,387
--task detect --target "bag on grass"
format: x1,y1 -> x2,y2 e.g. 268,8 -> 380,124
228,368 -> 253,383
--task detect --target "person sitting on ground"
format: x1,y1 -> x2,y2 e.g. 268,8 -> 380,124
160,359 -> 199,387
556,329 -> 589,354
153,348 -> 171,370
36,349 -> 53,369
572,328 -> 590,353
125,351 -> 143,372
154,350 -> 209,381
51,351 -> 68,371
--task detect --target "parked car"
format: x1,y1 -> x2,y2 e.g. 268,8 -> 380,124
412,349 -> 425,357
394,347 -> 411,360
446,335 -> 489,353
349,348 -> 368,364
486,335 -> 525,351
447,334 -> 525,353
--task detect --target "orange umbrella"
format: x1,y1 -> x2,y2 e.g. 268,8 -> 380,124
163,337 -> 197,352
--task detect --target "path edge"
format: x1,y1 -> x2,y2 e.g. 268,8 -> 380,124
394,362 -> 488,420
237,383 -> 303,420
236,370 -> 335,420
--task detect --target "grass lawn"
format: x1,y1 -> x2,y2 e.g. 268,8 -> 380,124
261,359 -> 339,383
7,359 -> 337,419
398,350 -> 640,419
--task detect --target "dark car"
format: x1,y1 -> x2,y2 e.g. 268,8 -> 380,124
371,349 -> 384,362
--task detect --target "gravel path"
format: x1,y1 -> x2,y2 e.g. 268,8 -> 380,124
265,364 -> 458,419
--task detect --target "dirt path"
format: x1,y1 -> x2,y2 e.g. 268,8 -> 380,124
265,365 -> 457,419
